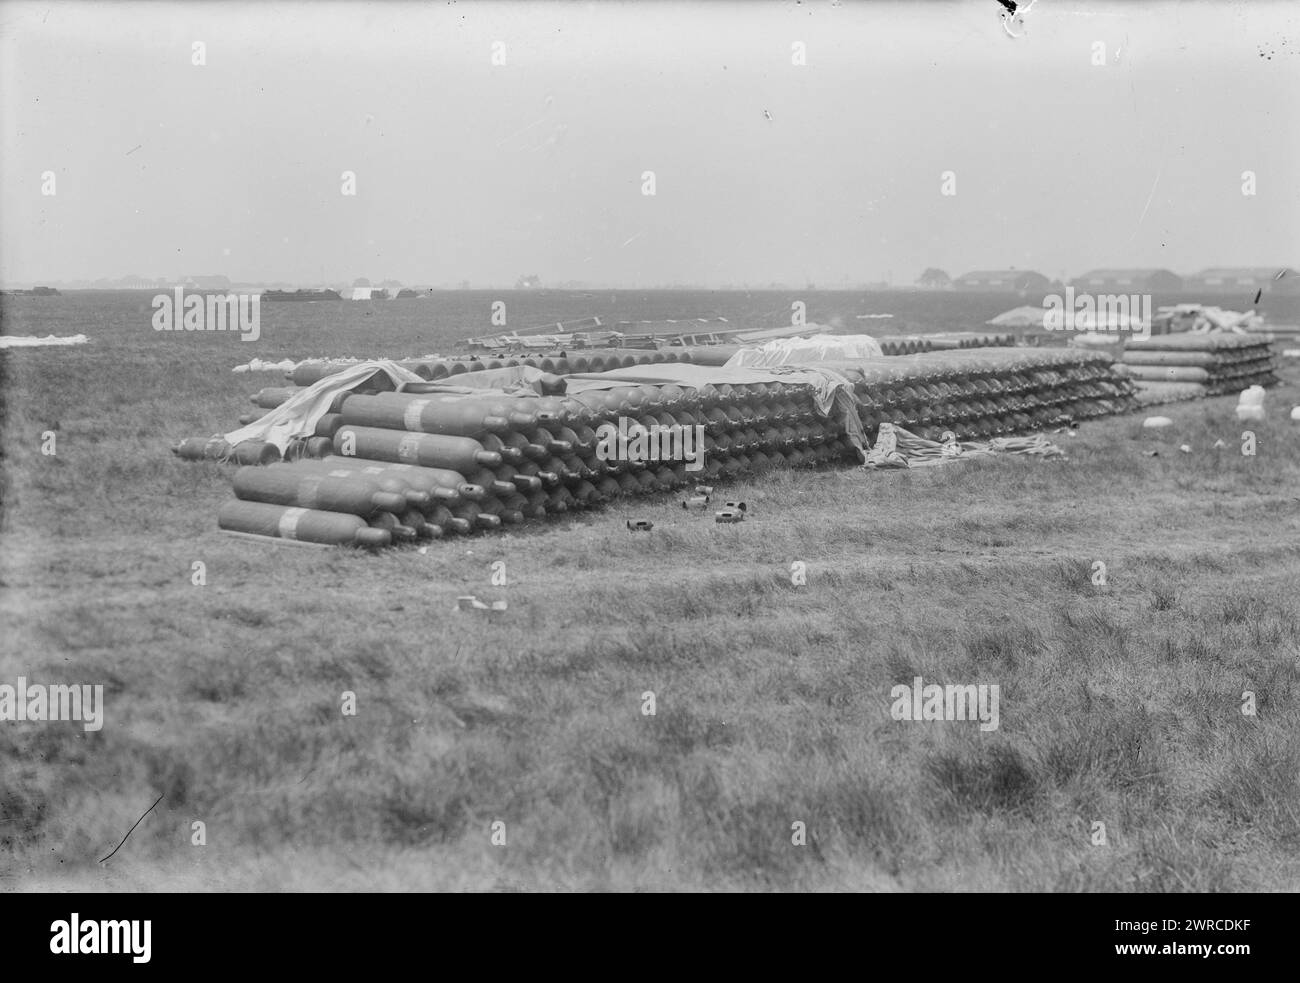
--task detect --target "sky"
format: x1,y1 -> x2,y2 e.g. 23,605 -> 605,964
1,0 -> 1297,287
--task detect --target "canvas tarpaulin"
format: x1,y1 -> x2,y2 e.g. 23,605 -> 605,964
722,333 -> 884,367
223,360 -> 425,453
399,364 -> 561,396
864,423 -> 1066,469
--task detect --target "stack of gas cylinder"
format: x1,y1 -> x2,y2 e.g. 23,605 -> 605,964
1114,333 -> 1277,404
213,377 -> 858,546
923,331 -> 1017,350
824,348 -> 1138,443
192,347 -> 1138,548
287,348 -> 693,387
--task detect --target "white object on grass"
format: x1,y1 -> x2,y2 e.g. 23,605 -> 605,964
1142,416 -> 1173,429
0,333 -> 89,348
233,358 -> 296,373
1236,385 -> 1266,421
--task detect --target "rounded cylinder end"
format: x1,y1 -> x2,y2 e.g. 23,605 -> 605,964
354,528 -> 391,548
373,491 -> 408,513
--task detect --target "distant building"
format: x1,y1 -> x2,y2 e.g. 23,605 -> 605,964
916,268 -> 952,289
348,286 -> 390,300
515,274 -> 542,289
1183,267 -> 1300,294
186,274 -> 232,290
953,270 -> 1052,293
1071,268 -> 1183,292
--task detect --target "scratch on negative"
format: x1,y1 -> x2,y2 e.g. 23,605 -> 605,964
1129,168 -> 1162,242
495,118 -> 547,148
98,792 -> 164,864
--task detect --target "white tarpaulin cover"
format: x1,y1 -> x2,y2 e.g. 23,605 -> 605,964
723,333 -> 884,367
863,423 -> 1066,469
223,360 -> 425,452
233,358 -> 297,373
402,364 -> 557,394
987,306 -> 1147,331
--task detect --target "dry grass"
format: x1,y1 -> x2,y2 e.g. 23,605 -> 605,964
1,339 -> 1299,892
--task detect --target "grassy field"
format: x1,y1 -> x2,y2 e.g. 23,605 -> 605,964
2,339 -> 1299,892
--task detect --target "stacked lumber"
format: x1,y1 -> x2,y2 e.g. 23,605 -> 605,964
1241,322 -> 1300,341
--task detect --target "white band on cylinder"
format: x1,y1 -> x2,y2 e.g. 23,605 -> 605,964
404,399 -> 430,431
278,507 -> 308,540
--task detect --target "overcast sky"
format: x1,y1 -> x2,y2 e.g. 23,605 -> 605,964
1,0 -> 1297,287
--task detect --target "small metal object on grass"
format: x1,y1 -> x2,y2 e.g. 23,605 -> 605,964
682,495 -> 710,509
715,509 -> 745,523
627,519 -> 654,531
